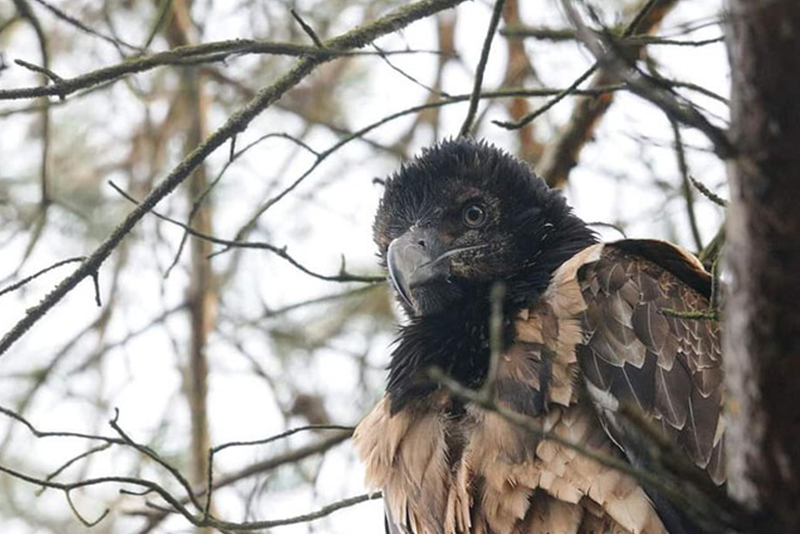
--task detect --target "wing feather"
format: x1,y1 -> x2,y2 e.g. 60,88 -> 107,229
576,240 -> 726,533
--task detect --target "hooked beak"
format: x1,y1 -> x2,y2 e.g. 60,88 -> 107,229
387,227 -> 446,312
386,228 -> 485,315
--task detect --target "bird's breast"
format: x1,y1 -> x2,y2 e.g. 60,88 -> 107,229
354,393 -> 665,534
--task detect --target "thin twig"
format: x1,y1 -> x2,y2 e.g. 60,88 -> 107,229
130,432 -> 352,534
0,257 -> 85,298
458,0 -> 506,136
690,175 -> 728,207
244,285 -> 378,325
0,405 -> 124,445
496,0 -> 665,131
668,79 -> 728,104
108,181 -> 383,283
493,64 -> 598,129
141,0 -> 174,50
502,25 -> 723,48
215,85 -> 628,254
65,489 -> 110,527
291,9 -> 324,48
372,43 -> 450,97
659,307 -> 719,321
37,443 -> 112,492
109,408 -> 204,512
671,119 -> 703,251
699,224 -> 725,265
14,58 -> 63,85
500,26 -> 580,41
0,439 -> 375,531
13,0 -> 53,215
479,282 -> 505,400
0,42 -> 450,102
165,132 -> 320,278
203,425 -> 353,520
68,303 -> 188,374
710,255 -> 722,311
30,0 -> 142,52
561,0 -> 736,158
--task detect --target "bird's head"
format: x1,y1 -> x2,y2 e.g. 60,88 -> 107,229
374,138 -> 596,317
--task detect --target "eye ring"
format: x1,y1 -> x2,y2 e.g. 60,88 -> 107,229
462,203 -> 487,228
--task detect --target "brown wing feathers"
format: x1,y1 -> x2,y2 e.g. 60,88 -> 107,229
577,243 -> 725,486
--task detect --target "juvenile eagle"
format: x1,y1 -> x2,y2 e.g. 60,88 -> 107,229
354,139 -> 724,534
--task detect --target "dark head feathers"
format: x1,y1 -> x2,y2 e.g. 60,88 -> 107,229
374,138 -> 597,411
374,138 -> 561,258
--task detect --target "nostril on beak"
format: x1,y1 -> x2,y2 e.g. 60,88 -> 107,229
417,240 -> 426,249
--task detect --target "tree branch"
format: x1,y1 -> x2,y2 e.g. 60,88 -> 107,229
458,0 -> 506,136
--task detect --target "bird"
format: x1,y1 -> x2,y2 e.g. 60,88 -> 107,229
353,138 -> 725,534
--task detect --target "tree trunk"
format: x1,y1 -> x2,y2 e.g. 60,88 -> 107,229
163,4 -> 216,533
724,1 -> 800,532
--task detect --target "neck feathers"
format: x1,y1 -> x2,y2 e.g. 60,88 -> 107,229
386,218 -> 596,414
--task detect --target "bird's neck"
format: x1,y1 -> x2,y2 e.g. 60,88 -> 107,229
507,214 -> 598,306
385,217 -> 597,414
386,292 -> 506,414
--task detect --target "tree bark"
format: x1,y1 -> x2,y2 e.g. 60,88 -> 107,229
724,1 -> 800,531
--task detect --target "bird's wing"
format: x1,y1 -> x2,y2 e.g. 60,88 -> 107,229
576,240 -> 726,532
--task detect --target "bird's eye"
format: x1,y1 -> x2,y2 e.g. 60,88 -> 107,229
462,203 -> 487,228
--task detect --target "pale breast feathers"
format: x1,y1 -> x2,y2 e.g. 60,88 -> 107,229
355,240 -> 723,534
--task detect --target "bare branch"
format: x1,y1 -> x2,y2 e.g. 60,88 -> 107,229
0,42 -> 449,102
0,405 -> 124,445
108,181 -> 383,283
690,175 -> 728,207
671,119 -> 704,251
37,443 -> 112,491
203,425 -> 353,521
502,25 -> 723,47
458,0 -> 506,137
560,0 -> 735,158
291,8 -> 325,48
29,0 -> 142,52
65,489 -> 110,527
479,281 -> 505,401
0,257 -> 85,298
165,132 -> 321,278
493,64 -> 598,130
131,433 -> 352,534
109,408 -> 204,513
215,85 -> 628,252
495,0 -> 667,132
